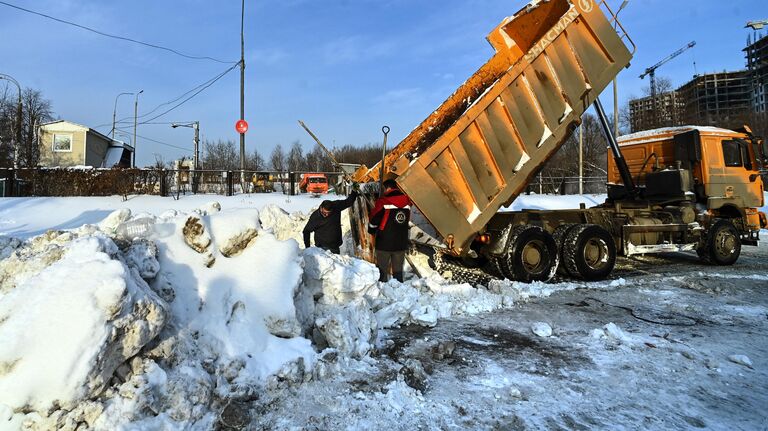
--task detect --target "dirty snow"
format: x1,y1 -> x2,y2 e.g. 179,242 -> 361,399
0,192 -> 766,430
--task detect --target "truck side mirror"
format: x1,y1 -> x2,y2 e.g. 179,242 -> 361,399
762,140 -> 768,164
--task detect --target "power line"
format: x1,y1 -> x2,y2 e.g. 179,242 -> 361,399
98,62 -> 239,130
0,1 -> 237,64
139,62 -> 239,124
115,127 -> 192,152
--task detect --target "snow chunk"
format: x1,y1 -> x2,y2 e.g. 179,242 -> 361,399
0,232 -> 167,411
99,208 -> 132,234
531,322 -> 553,338
727,354 -> 753,369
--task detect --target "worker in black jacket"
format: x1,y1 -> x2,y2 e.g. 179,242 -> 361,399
303,189 -> 358,254
368,179 -> 411,282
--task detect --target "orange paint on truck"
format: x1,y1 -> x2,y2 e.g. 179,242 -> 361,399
299,173 -> 328,194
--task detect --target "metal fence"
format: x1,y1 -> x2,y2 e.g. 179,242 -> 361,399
0,168 -> 349,198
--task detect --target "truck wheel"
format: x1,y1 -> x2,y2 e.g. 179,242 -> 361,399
563,224 -> 616,281
697,219 -> 741,265
552,224 -> 578,277
500,225 -> 558,282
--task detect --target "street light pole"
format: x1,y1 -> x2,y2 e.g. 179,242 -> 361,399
239,0 -> 246,185
112,92 -> 134,139
171,121 -> 200,170
132,89 -> 143,168
171,121 -> 200,193
0,74 -> 22,170
612,0 -> 629,139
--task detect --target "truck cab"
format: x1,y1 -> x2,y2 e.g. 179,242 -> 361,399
299,173 -> 329,194
610,126 -> 767,244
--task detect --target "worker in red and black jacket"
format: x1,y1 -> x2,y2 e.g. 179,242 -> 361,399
368,179 -> 411,282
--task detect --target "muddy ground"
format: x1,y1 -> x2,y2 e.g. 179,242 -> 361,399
252,244 -> 768,431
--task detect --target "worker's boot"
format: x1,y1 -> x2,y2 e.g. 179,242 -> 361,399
393,272 -> 404,283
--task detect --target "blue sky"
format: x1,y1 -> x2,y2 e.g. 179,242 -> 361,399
0,0 -> 764,166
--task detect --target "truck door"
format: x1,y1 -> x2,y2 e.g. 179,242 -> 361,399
707,138 -> 763,209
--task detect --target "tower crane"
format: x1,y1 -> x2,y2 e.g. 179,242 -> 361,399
639,41 -> 696,100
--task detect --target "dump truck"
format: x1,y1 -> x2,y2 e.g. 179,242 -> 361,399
299,173 -> 329,194
350,0 -> 768,283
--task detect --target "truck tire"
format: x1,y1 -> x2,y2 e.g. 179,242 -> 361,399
562,224 -> 616,281
552,224 -> 578,277
500,225 -> 558,283
696,219 -> 741,265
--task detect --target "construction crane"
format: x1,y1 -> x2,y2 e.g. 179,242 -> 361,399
639,41 -> 696,100
746,20 -> 768,30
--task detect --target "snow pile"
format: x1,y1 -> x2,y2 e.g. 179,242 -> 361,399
1,204 -> 317,430
298,248 -> 379,357
297,250 -> 561,357
259,204 -> 309,245
150,207 -> 314,382
0,230 -> 167,414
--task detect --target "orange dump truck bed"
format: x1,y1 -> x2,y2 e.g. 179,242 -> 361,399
353,0 -> 634,256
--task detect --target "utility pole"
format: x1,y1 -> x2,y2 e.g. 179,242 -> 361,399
132,90 -> 143,168
239,0 -> 246,185
0,74 -> 22,170
111,92 -> 133,139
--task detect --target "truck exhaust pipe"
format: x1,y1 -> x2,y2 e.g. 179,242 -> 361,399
593,97 -> 637,197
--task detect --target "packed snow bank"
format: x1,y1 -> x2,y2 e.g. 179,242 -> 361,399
1,204 -> 319,430
151,207 -> 315,382
296,249 -> 612,358
0,230 -> 167,413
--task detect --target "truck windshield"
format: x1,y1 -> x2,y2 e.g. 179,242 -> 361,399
309,178 -> 326,183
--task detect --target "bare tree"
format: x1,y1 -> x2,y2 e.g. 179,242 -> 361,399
0,84 -> 53,168
270,143 -> 286,172
201,139 -> 238,170
246,149 -> 265,170
538,113 -> 608,193
19,89 -> 53,167
287,140 -> 305,171
641,76 -> 674,98
305,145 -> 334,172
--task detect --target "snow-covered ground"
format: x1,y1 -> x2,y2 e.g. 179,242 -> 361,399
0,191 -> 766,430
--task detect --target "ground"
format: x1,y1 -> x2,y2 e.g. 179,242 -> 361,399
253,244 -> 768,431
0,193 -> 766,430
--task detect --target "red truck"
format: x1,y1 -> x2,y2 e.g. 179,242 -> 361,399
299,173 -> 329,194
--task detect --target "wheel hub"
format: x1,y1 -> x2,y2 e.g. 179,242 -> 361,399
715,230 -> 736,256
522,241 -> 543,270
583,238 -> 608,269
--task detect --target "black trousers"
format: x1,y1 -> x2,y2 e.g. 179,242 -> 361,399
320,246 -> 340,254
376,250 -> 405,282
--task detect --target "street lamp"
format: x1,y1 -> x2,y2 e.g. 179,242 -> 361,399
171,121 -> 200,170
111,92 -> 134,139
132,90 -> 143,168
0,74 -> 22,170
172,121 -> 200,193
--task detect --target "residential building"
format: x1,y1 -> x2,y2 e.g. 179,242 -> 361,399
677,70 -> 751,129
745,33 -> 768,113
38,120 -> 134,168
628,91 -> 684,132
